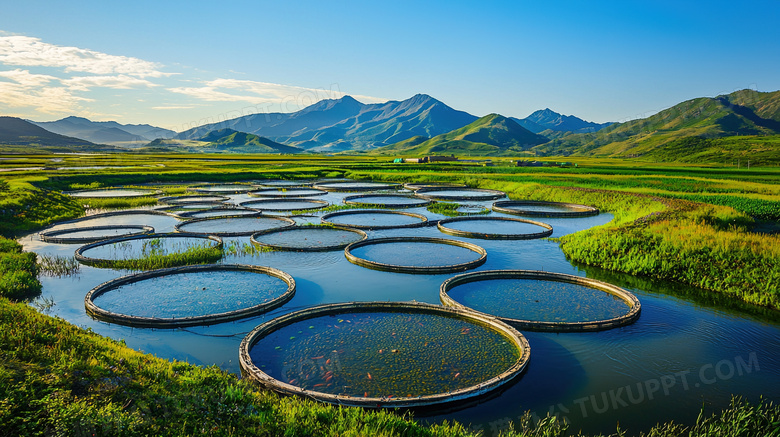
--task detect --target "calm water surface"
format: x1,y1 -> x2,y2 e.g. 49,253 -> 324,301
20,188 -> 780,435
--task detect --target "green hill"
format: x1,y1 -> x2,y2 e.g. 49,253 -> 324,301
141,129 -> 302,154
375,114 -> 548,156
0,116 -> 120,153
534,89 -> 780,159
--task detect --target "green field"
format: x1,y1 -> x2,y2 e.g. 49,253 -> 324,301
1,153 -> 779,436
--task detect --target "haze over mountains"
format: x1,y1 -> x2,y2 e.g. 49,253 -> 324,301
2,89 -> 779,162
31,117 -> 176,147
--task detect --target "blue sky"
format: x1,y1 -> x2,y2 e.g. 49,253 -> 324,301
1,1 -> 778,132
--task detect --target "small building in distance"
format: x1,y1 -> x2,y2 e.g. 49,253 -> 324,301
395,155 -> 458,164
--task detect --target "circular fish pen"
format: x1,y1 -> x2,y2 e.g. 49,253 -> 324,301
313,181 -> 400,192
174,215 -> 295,237
251,226 -> 367,252
176,208 -> 263,220
187,183 -> 255,194
437,217 -> 553,240
40,225 -> 155,244
160,194 -> 230,204
47,209 -> 178,226
440,270 -> 641,332
239,301 -> 530,408
85,264 -> 295,328
254,180 -> 312,188
157,202 -> 227,213
343,194 -> 431,209
492,200 -> 599,218
403,182 -> 467,191
239,198 -> 329,212
248,188 -> 328,198
321,210 -> 429,230
65,188 -> 161,198
414,187 -> 506,201
345,237 -> 487,274
75,233 -> 223,269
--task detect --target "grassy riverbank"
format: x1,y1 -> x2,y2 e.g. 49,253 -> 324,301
1,295 -> 778,437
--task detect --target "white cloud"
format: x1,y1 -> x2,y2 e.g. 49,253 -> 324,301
63,75 -> 159,91
0,78 -> 91,114
0,35 -> 169,77
0,68 -> 58,86
168,78 -> 387,111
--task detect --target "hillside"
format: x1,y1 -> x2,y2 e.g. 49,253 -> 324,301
0,117 -> 121,152
375,114 -> 548,156
142,129 -> 301,154
534,89 -> 780,158
176,94 -> 478,151
33,116 -> 176,147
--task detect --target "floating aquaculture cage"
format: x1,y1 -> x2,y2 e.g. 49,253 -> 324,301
74,232 -> 223,269
44,209 -> 180,228
253,180 -> 313,188
159,194 -> 230,204
312,181 -> 400,192
85,264 -> 295,328
248,188 -> 328,198
343,194 -> 431,209
437,217 -> 553,240
414,187 -> 506,201
239,301 -> 530,409
492,200 -> 599,218
175,208 -> 264,220
250,226 -> 367,252
174,215 -> 295,237
321,210 -> 429,230
440,270 -> 641,332
403,182 -> 467,191
156,202 -> 227,213
239,198 -> 330,212
64,188 -> 161,198
40,225 -> 155,244
345,237 -> 487,274
187,183 -> 255,194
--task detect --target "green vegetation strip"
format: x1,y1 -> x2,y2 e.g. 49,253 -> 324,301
74,233 -> 224,270
426,202 -> 490,217
440,270 -> 641,332
437,217 -> 553,240
343,194 -> 432,209
85,264 -> 295,328
239,301 -> 530,409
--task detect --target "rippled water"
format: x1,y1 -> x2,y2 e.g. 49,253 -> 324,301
447,278 -> 630,322
176,217 -> 291,234
324,211 -> 425,228
94,270 -> 288,319
349,241 -> 482,268
252,227 -> 363,249
440,218 -> 549,236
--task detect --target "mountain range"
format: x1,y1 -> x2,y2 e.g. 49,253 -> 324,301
32,116 -> 176,147
0,117 -> 120,152
375,114 -> 548,155
2,89 -> 778,162
143,129 -> 301,154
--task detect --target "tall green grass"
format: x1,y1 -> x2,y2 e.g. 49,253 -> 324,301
0,237 -> 40,300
